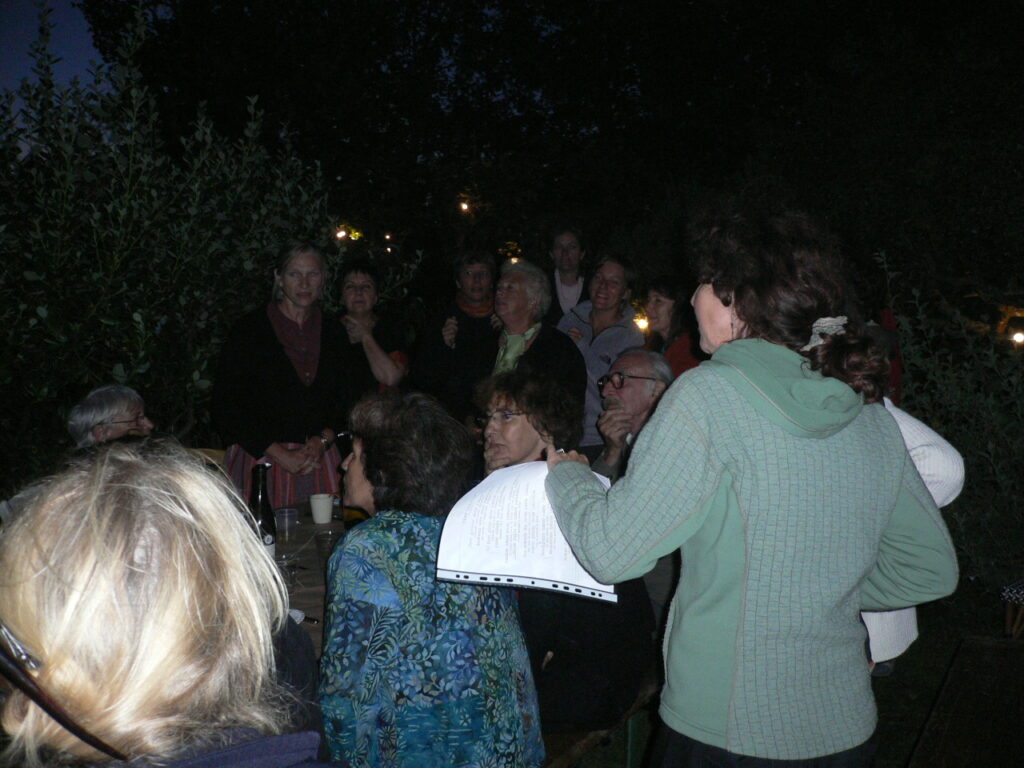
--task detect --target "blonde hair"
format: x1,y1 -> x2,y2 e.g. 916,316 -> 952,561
0,439 -> 290,765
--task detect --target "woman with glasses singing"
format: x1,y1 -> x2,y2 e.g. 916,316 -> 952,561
546,203 -> 958,766
213,241 -> 348,508
319,391 -> 543,768
477,370 -> 655,734
0,439 -> 334,767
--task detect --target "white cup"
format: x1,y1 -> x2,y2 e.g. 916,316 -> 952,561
310,494 -> 334,524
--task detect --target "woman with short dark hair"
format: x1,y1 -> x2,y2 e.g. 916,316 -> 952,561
547,204 -> 958,766
337,259 -> 408,402
478,370 -> 654,734
319,392 -> 543,768
643,274 -> 704,377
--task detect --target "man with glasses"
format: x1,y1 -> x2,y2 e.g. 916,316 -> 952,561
592,348 -> 673,482
592,348 -> 677,626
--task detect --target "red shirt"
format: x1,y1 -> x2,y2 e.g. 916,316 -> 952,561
267,302 -> 322,385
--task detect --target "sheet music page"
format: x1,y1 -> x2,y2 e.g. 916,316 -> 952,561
437,462 -> 616,602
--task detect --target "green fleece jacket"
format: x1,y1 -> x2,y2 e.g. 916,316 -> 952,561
546,338 -> 957,760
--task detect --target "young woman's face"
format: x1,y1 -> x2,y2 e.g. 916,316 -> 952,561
482,396 -> 552,474
590,261 -> 630,313
644,290 -> 675,337
276,251 -> 324,310
691,283 -> 736,354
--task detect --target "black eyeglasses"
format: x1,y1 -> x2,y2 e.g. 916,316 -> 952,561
597,371 -> 659,390
104,413 -> 148,427
0,620 -> 128,761
474,410 -> 524,429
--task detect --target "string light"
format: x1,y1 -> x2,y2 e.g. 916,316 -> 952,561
336,229 -> 347,240
634,317 -> 649,331
459,201 -> 470,213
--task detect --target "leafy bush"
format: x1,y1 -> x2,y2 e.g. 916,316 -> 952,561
894,283 -> 1024,591
0,16 -> 344,494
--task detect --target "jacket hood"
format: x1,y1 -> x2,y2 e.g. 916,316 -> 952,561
704,338 -> 862,438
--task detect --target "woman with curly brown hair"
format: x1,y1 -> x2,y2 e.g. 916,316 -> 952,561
546,203 -> 958,766
319,391 -> 543,768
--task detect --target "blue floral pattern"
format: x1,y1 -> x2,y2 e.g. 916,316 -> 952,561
319,509 -> 544,768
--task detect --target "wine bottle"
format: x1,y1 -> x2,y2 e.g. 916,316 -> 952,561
249,463 -> 277,557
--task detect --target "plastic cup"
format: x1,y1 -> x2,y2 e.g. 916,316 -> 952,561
315,529 -> 343,570
310,493 -> 333,524
275,507 -> 299,541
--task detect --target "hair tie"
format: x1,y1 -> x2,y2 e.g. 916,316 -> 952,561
801,315 -> 847,351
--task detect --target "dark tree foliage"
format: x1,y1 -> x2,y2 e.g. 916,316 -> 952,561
76,1 -> 1024,296
78,0 -> 650,257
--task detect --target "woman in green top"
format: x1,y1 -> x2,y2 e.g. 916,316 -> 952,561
545,204 -> 958,766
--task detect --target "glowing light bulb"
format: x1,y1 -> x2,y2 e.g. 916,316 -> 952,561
459,202 -> 470,212
336,229 -> 347,240
1012,331 -> 1024,344
635,317 -> 649,331
385,233 -> 392,240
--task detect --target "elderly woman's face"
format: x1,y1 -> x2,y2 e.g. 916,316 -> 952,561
92,404 -> 154,444
691,283 -> 736,354
341,271 -> 378,315
276,251 -> 324,310
494,272 -> 537,329
342,439 -> 374,513
483,396 -> 552,474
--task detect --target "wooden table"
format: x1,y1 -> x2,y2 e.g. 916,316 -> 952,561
275,508 -> 347,656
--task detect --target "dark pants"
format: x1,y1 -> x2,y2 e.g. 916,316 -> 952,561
649,725 -> 877,768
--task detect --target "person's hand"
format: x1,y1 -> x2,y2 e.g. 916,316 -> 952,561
342,313 -> 374,343
301,435 -> 326,465
547,449 -> 589,470
441,316 -> 458,348
597,405 -> 631,452
567,327 -> 583,343
490,313 -> 502,330
267,443 -> 317,476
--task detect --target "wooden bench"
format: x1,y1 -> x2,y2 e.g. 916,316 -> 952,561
907,635 -> 1024,767
543,673 -> 660,768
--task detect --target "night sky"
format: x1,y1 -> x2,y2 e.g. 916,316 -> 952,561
0,0 -> 96,90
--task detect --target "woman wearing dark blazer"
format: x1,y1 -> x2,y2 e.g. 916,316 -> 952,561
213,241 -> 349,507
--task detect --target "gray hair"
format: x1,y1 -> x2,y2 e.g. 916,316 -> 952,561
616,347 -> 674,386
501,260 -> 551,321
67,385 -> 145,448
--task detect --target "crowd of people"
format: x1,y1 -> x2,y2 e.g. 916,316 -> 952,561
0,203 -> 961,768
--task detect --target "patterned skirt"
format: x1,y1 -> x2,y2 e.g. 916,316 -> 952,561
225,442 -> 342,509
